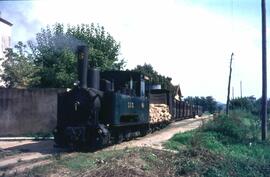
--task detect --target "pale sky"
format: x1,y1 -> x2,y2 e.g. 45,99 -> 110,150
0,0 -> 269,103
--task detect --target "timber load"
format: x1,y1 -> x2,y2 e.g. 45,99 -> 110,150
149,104 -> 172,124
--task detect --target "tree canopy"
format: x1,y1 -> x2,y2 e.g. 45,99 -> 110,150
1,23 -> 125,88
229,96 -> 270,116
229,96 -> 256,112
0,42 -> 40,88
184,96 -> 218,114
132,63 -> 175,92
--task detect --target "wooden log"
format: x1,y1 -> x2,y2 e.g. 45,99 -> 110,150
149,104 -> 172,124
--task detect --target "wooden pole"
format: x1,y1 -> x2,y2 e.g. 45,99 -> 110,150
226,53 -> 234,115
232,86 -> 234,99
240,81 -> 242,98
261,0 -> 267,141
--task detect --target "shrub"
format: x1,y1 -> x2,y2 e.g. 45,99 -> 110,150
201,110 -> 259,142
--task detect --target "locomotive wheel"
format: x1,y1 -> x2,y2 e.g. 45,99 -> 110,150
115,133 -> 124,144
124,131 -> 132,140
54,132 -> 68,148
140,129 -> 147,136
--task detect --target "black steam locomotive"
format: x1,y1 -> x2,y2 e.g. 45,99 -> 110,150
53,46 -> 202,149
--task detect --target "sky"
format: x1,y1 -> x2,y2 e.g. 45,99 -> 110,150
0,0 -> 269,103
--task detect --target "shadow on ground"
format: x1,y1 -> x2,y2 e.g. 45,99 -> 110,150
1,140 -> 65,155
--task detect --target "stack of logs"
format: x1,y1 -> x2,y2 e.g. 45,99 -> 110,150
149,104 -> 172,124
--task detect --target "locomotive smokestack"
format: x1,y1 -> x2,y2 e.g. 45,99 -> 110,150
77,45 -> 88,88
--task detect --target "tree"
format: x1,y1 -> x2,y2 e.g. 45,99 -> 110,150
230,96 -> 270,116
29,23 -> 125,88
184,96 -> 201,105
206,96 -> 217,114
0,41 -> 40,88
229,96 -> 256,112
184,96 -> 218,113
132,63 -> 174,92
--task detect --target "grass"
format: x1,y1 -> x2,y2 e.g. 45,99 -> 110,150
58,150 -> 123,171
17,110 -> 270,177
20,150 -> 124,176
20,147 -> 176,177
165,110 -> 270,177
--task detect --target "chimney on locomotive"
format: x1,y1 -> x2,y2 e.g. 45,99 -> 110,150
77,45 -> 88,88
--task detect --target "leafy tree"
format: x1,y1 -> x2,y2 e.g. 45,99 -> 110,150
184,96 -> 201,105
184,96 -> 218,113
205,96 -> 217,113
0,42 -> 40,88
132,63 -> 174,92
29,23 -> 125,88
230,96 -> 270,116
229,96 -> 256,112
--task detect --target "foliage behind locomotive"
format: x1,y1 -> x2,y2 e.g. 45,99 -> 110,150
54,46 -> 149,149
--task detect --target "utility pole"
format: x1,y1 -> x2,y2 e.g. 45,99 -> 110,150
232,86 -> 234,99
226,53 -> 234,115
261,0 -> 267,141
240,81 -> 242,98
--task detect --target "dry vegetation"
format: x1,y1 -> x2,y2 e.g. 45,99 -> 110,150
18,148 -> 176,177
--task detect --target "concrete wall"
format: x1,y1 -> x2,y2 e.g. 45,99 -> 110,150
0,88 -> 65,136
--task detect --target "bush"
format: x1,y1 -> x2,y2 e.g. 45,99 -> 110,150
201,110 -> 260,142
166,110 -> 270,177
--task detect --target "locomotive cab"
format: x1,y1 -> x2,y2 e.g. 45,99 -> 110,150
99,71 -> 149,142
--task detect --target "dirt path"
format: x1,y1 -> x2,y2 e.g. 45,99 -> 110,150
105,115 -> 211,151
0,115 -> 211,176
0,140 -> 64,176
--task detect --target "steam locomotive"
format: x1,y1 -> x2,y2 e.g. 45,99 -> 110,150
53,46 -> 202,149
